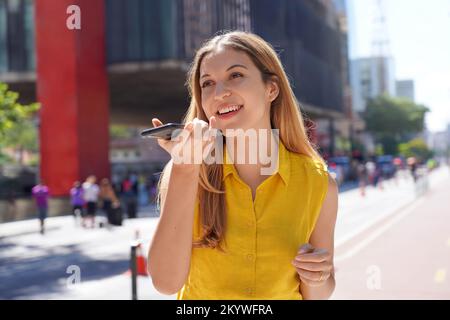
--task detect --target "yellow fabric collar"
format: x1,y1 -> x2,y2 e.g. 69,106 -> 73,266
222,140 -> 290,185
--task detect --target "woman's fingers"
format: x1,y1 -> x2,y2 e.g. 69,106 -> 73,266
292,244 -> 334,287
151,118 -> 167,148
209,116 -> 217,130
295,267 -> 331,283
292,260 -> 333,272
153,116 -> 220,164
152,118 -> 163,127
295,249 -> 330,263
298,243 -> 315,254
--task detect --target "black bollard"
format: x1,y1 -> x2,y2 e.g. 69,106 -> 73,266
130,243 -> 138,300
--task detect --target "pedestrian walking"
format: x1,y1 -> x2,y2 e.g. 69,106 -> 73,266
99,178 -> 120,225
357,161 -> 367,197
365,160 -> 376,186
122,175 -> 138,219
70,181 -> 84,225
32,181 -> 50,235
408,157 -> 418,183
82,175 -> 99,228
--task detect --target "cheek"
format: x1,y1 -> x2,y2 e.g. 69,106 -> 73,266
200,92 -> 212,115
204,109 -> 213,119
201,87 -> 215,100
244,94 -> 267,113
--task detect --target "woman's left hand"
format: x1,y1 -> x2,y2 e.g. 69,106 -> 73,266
291,243 -> 334,287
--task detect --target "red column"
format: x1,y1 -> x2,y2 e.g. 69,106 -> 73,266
35,0 -> 110,196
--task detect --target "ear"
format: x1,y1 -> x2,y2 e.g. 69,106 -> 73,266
266,76 -> 280,103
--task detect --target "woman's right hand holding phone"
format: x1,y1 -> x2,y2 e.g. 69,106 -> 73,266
151,116 -> 218,171
148,117 -> 217,293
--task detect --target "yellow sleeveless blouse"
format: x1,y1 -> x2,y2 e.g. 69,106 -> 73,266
177,141 -> 329,299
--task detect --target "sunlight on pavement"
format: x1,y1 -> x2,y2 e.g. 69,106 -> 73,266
434,269 -> 446,284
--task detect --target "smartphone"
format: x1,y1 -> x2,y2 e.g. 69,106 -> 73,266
140,123 -> 185,140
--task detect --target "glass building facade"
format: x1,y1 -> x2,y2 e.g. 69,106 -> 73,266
0,0 -> 35,72
0,0 -> 346,113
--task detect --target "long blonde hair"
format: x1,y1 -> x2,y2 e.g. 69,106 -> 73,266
157,31 -> 324,251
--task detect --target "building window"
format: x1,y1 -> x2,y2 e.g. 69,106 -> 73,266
0,0 -> 8,72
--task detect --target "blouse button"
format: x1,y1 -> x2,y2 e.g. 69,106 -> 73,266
246,254 -> 254,261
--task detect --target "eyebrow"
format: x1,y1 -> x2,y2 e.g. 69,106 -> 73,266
200,64 -> 248,79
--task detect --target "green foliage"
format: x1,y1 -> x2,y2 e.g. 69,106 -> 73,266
398,138 -> 434,162
364,95 -> 429,155
375,144 -> 384,156
0,83 -> 40,141
0,83 -> 40,164
2,120 -> 39,152
0,151 -> 13,165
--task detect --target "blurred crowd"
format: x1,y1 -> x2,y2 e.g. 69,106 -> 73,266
31,172 -> 160,234
326,154 -> 444,197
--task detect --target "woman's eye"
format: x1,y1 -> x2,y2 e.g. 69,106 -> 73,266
201,81 -> 212,88
202,73 -> 242,88
231,72 -> 243,79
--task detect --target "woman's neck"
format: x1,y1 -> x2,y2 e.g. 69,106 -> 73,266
225,125 -> 279,177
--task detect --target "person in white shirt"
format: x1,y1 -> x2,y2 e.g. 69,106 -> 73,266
82,175 -> 99,228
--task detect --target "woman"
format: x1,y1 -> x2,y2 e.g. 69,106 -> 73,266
148,31 -> 338,300
99,178 -> 120,225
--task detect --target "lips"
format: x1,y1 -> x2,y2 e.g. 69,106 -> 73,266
216,104 -> 243,120
216,104 -> 243,115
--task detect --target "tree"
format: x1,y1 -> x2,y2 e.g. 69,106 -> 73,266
398,138 -> 434,162
364,95 -> 429,155
0,83 -> 40,164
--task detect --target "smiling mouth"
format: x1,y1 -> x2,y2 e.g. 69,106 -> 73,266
216,105 -> 243,116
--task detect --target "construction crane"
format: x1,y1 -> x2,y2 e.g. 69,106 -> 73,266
371,0 -> 391,95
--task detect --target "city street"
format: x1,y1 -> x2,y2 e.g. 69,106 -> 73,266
0,166 -> 449,300
332,167 -> 450,299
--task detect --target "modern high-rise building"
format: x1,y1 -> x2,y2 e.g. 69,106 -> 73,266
350,56 -> 396,113
396,79 -> 415,102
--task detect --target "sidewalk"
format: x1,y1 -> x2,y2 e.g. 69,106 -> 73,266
0,207 -> 171,300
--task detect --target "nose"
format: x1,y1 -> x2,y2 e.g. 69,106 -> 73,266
213,82 -> 231,100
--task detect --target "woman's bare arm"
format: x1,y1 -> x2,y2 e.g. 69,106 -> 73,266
147,116 -> 216,295
293,173 -> 338,300
147,160 -> 200,295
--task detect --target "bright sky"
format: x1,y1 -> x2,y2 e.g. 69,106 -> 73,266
347,0 -> 450,133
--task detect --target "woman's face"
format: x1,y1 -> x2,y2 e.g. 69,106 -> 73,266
199,48 -> 278,135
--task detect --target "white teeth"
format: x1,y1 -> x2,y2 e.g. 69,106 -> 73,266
218,105 -> 241,114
